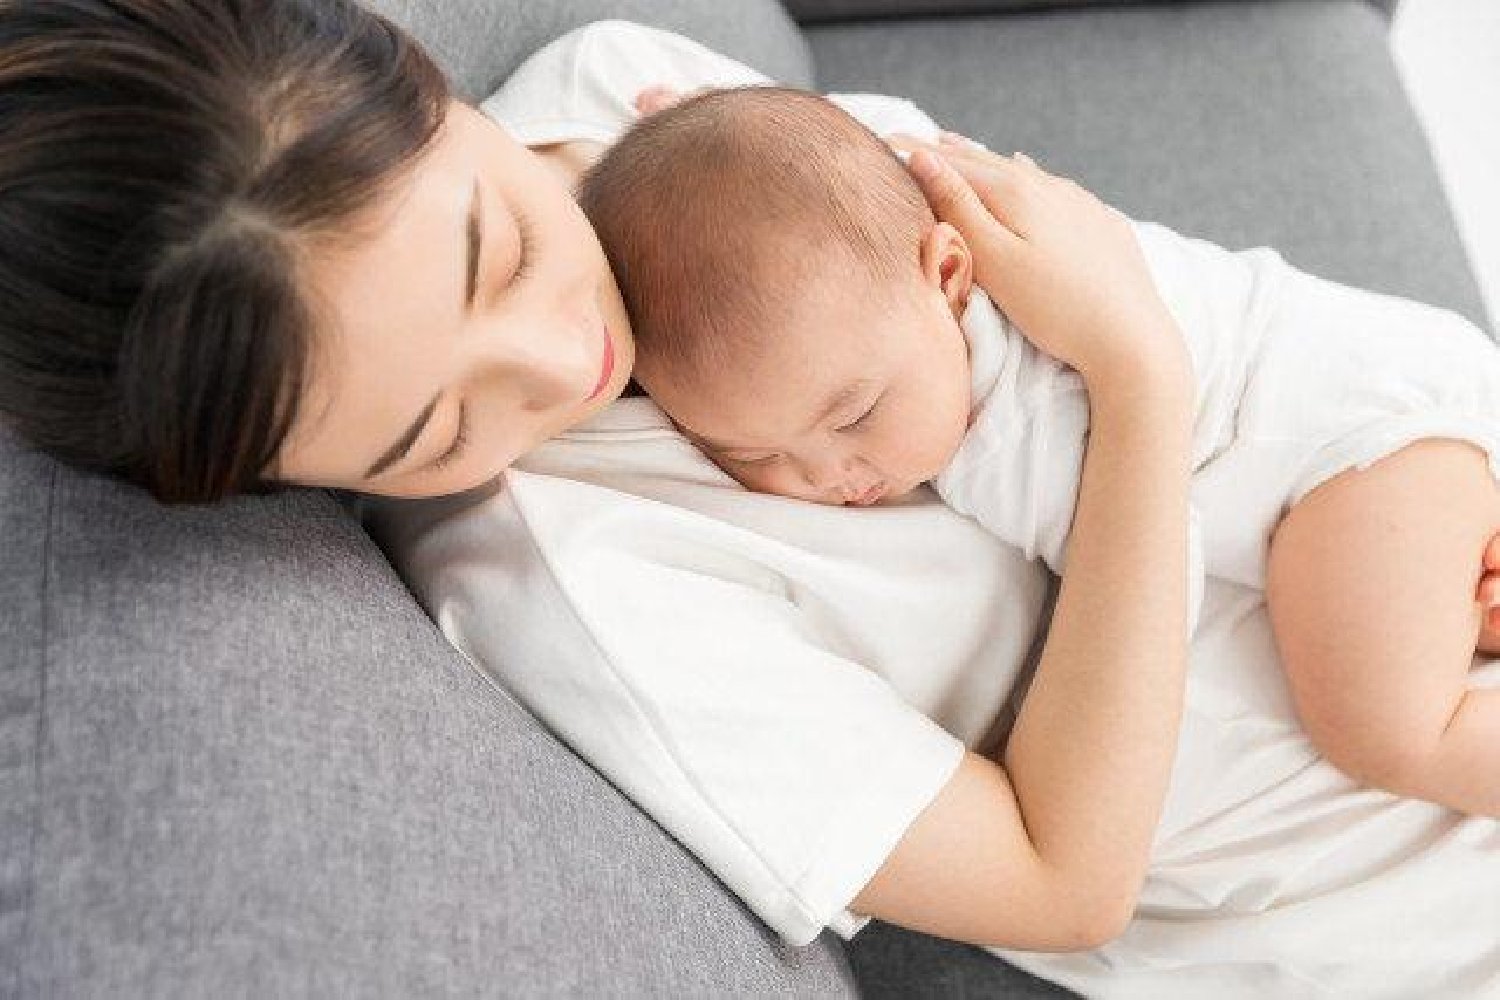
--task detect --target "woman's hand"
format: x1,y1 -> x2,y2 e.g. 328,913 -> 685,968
635,84 -> 692,116
891,134 -> 1190,397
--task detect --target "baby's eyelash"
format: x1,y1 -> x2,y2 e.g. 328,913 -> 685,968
839,398 -> 880,431
430,400 -> 470,471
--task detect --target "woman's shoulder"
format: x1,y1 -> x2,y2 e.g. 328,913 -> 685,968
479,20 -> 769,147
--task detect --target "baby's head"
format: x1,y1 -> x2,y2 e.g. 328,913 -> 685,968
579,87 -> 975,506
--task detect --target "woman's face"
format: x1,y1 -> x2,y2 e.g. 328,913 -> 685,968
272,99 -> 635,498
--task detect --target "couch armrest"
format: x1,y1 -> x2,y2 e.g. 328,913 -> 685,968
782,0 -> 1400,24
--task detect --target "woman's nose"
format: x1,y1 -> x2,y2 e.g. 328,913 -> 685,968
478,310 -> 602,411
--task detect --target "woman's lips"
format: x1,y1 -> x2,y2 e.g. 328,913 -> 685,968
586,326 -> 615,401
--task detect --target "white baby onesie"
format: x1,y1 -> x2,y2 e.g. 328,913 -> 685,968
935,238 -> 1500,630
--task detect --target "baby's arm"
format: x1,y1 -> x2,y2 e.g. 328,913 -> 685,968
1266,437 -> 1500,816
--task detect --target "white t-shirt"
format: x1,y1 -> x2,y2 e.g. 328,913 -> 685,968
373,19 -> 1054,947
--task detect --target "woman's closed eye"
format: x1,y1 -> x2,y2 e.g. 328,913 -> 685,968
477,192 -> 540,310
510,207 -> 538,287
428,399 -> 471,471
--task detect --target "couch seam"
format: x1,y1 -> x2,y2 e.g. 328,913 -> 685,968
12,462 -> 56,1000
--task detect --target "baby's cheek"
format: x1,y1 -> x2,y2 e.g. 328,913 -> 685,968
896,397 -> 969,483
723,462 -> 782,497
756,468 -> 807,500
742,464 -> 824,503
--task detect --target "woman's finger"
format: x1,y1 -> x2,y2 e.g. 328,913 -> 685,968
885,132 -> 935,158
904,149 -> 1024,280
889,135 -> 1029,204
634,84 -> 699,116
937,129 -> 994,153
889,132 -> 1002,172
889,134 -> 1041,251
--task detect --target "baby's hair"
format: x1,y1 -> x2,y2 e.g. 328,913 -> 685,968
577,86 -> 933,383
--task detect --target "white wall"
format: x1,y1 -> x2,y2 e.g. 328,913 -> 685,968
1390,0 -> 1500,327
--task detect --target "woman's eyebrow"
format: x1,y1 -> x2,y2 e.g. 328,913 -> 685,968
464,176 -> 482,309
364,392 -> 441,480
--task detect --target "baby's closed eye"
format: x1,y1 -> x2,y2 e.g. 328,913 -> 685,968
838,396 -> 882,431
724,452 -> 784,467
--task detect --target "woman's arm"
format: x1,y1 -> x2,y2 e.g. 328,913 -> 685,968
852,143 -> 1194,951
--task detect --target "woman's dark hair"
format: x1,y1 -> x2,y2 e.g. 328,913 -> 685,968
0,0 -> 451,503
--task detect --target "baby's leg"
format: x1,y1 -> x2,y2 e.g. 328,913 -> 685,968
1266,437 -> 1500,816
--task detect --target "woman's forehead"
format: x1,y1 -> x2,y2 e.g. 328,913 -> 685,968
281,105 -> 521,482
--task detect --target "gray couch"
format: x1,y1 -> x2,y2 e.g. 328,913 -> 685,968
3,0 -> 1490,997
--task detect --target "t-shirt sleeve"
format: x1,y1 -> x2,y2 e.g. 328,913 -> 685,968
479,19 -> 773,148
384,473 -> 967,947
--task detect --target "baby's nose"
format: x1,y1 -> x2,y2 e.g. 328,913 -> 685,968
801,455 -> 851,493
804,455 -> 875,501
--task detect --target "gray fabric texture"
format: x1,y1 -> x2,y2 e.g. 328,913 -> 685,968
365,0 -> 813,101
806,0 -> 1491,333
787,0 -> 1207,23
0,424 -> 857,999
784,0 -> 1400,25
849,921 -> 1077,999
0,435 -> 49,999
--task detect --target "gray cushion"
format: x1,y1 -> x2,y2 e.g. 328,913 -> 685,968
365,0 -> 813,100
0,422 -> 857,997
805,0 -> 1491,332
787,0 -> 1178,23
850,921 -> 1077,999
784,0 -> 1401,25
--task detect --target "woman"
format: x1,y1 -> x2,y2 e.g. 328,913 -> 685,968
0,0 -> 1194,958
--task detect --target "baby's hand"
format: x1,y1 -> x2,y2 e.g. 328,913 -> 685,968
890,133 -> 1191,397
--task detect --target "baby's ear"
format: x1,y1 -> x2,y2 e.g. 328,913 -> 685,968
920,221 -> 974,320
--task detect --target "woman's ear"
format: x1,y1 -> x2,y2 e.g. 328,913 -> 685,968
919,221 -> 974,320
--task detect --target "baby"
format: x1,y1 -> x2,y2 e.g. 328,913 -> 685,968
578,85 -> 1500,817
